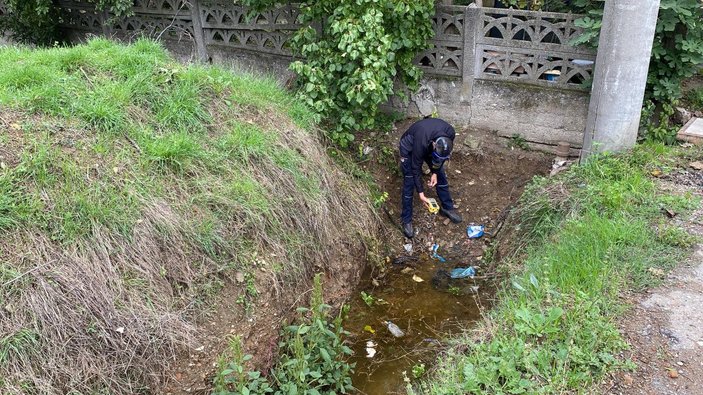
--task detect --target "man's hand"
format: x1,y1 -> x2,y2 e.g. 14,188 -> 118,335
427,174 -> 438,188
418,192 -> 430,207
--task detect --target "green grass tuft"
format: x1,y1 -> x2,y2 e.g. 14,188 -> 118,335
0,38 -> 377,394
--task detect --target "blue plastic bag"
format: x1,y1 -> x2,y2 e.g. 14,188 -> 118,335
466,225 -> 485,239
430,243 -> 446,262
450,266 -> 476,279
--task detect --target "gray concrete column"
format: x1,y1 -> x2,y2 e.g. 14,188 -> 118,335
580,0 -> 660,162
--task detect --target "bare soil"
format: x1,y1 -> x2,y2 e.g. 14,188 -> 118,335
362,121 -> 553,255
161,247 -> 367,394
604,180 -> 703,395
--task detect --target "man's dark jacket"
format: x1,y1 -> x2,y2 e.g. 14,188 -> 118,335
399,118 -> 455,194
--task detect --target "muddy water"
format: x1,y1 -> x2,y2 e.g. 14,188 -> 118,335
345,252 -> 494,395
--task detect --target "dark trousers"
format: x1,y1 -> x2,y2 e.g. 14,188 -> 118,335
400,158 -> 454,224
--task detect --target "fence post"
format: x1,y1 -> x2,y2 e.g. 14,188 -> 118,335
101,9 -> 111,37
461,4 -> 481,103
189,0 -> 209,62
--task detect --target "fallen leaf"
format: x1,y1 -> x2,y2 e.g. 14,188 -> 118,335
690,161 -> 703,170
412,274 -> 424,283
648,267 -> 665,277
235,272 -> 245,283
10,123 -> 20,130
623,374 -> 633,386
668,369 -> 679,379
401,267 -> 413,274
651,169 -> 663,177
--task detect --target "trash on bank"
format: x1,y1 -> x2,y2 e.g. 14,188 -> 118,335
412,274 -> 424,283
384,320 -> 405,337
430,243 -> 446,262
403,243 -> 413,253
466,225 -> 485,239
366,340 -> 377,358
364,325 -> 376,334
450,266 -> 476,279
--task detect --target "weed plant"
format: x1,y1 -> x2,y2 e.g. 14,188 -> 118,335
418,145 -> 700,394
213,275 -> 354,395
0,39 -> 377,394
683,86 -> 703,112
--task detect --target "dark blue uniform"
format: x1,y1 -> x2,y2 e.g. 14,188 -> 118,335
398,118 -> 456,225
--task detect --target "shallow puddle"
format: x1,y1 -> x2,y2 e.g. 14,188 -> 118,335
345,250 -> 494,394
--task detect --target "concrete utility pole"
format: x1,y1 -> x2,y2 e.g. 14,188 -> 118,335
580,0 -> 660,162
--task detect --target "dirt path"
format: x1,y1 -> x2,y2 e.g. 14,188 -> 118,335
607,184 -> 703,395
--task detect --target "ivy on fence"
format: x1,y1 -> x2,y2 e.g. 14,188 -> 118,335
242,0 -> 435,147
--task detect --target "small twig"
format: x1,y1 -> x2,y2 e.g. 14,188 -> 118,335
289,288 -> 313,311
3,261 -> 53,287
156,2 -> 190,42
124,134 -> 142,153
79,67 -> 95,88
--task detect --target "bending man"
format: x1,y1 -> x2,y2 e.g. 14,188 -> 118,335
399,118 -> 462,238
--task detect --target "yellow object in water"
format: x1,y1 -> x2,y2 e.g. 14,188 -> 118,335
427,198 -> 440,214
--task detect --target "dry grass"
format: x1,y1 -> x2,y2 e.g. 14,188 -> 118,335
0,39 -> 380,394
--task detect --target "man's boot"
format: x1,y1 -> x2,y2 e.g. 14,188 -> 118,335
440,208 -> 462,223
402,222 -> 414,238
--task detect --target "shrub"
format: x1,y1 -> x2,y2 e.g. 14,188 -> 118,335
213,274 -> 354,395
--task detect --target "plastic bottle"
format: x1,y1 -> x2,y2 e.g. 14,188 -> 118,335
384,320 -> 405,337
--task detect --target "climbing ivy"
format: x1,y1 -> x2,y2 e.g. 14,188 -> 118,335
242,0 -> 435,147
0,0 -> 133,45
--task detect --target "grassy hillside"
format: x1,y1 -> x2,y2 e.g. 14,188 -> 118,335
0,39 -> 377,394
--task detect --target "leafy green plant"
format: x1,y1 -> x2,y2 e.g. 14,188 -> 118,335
371,191 -> 389,208
683,86 -> 703,111
215,274 -> 354,395
640,100 -> 680,144
214,336 -> 274,395
242,0 -> 434,147
360,291 -> 375,307
411,362 -> 426,379
648,0 -> 703,103
508,134 -> 529,150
